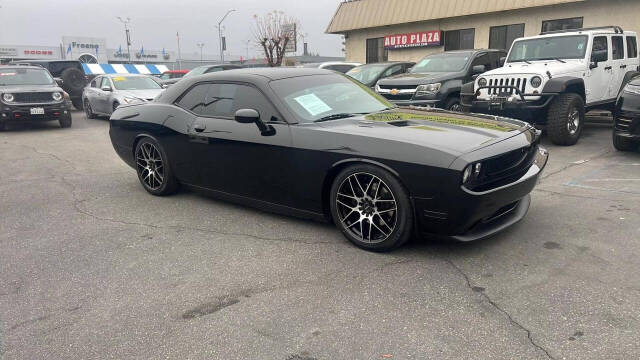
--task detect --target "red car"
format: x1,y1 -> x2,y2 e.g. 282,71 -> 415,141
159,70 -> 188,81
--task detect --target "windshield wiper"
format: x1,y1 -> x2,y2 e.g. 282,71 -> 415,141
314,113 -> 365,123
510,60 -> 531,64
536,57 -> 566,63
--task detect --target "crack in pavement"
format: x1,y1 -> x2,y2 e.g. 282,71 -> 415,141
445,259 -> 555,360
8,305 -> 82,332
539,150 -> 611,182
535,188 -> 627,202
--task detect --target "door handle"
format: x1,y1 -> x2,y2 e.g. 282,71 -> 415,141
620,65 -> 627,69
604,66 -> 612,70
193,123 -> 206,133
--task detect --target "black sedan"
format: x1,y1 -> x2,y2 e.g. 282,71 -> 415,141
613,78 -> 640,152
109,68 -> 548,251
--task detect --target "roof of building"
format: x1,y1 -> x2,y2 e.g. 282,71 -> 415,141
326,0 -> 585,33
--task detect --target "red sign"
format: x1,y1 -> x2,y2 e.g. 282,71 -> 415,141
23,50 -> 54,56
384,31 -> 442,49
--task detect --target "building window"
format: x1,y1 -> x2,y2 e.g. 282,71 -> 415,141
489,24 -> 525,50
366,38 -> 387,64
444,29 -> 475,51
627,36 -> 638,58
542,17 -> 583,33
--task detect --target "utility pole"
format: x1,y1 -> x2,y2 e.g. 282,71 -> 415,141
245,40 -> 250,63
176,32 -> 182,69
197,42 -> 205,62
117,17 -> 132,64
217,9 -> 235,63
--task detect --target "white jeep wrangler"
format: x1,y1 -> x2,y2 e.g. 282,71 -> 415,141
462,26 -> 640,145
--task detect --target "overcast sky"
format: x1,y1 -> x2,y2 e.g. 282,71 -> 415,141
0,0 -> 344,59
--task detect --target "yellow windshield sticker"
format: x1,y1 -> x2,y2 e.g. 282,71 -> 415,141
113,76 -> 126,81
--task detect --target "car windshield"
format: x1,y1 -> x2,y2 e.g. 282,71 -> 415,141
411,52 -> 472,73
269,74 -> 395,123
346,64 -> 389,85
0,68 -> 54,86
112,76 -> 161,90
507,35 -> 588,62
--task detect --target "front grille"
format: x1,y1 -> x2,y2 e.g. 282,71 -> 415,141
615,114 -> 638,134
487,77 -> 527,95
381,93 -> 414,101
379,84 -> 417,90
12,92 -> 55,103
471,145 -> 538,192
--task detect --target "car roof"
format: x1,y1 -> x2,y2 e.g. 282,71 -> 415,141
202,67 -> 332,81
520,30 -> 637,41
0,65 -> 49,70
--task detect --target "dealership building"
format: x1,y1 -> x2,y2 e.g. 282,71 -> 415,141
327,0 -> 640,63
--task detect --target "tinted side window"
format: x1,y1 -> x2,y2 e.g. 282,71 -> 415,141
382,64 -> 403,77
176,84 -> 209,113
101,77 -> 111,89
471,54 -> 491,69
592,36 -> 609,61
204,67 -> 223,74
233,85 -> 280,122
200,84 -> 237,117
627,37 -> 638,58
90,78 -> 98,87
612,36 -> 625,60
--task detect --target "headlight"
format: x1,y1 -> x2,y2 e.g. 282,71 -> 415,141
415,83 -> 441,96
530,76 -> 542,88
478,77 -> 487,87
123,96 -> 144,104
623,84 -> 640,96
462,162 -> 483,185
2,93 -> 14,102
52,92 -> 63,101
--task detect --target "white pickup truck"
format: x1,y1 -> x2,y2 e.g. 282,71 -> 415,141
462,26 -> 640,145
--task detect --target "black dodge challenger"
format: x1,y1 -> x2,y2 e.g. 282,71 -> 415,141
109,68 -> 548,251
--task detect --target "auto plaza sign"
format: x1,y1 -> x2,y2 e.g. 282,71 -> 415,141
384,30 -> 442,49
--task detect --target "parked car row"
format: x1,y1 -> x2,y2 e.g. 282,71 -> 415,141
350,26 -> 639,151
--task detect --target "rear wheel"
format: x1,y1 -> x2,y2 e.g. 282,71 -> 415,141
547,93 -> 584,146
330,164 -> 413,252
134,137 -> 179,196
613,132 -> 638,152
71,98 -> 83,111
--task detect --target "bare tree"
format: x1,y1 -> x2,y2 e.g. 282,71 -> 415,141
252,11 -> 300,67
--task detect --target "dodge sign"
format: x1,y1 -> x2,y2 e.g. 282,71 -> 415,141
384,30 -> 442,49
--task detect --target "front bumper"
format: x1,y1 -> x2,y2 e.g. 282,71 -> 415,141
0,101 -> 72,122
461,85 -> 557,120
414,146 -> 549,242
614,109 -> 640,139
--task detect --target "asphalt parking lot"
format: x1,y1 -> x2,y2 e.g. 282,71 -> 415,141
0,111 -> 639,360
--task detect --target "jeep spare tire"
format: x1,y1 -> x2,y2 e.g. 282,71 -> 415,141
60,67 -> 86,95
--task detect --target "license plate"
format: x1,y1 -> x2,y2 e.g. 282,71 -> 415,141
30,107 -> 45,115
490,97 -> 507,105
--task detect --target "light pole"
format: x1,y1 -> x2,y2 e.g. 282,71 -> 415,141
245,40 -> 251,63
197,43 -> 205,62
116,16 -> 132,64
217,9 -> 235,63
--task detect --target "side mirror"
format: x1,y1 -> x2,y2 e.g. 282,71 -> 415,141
235,108 -> 276,136
101,86 -> 112,92
472,65 -> 486,75
499,57 -> 506,67
589,62 -> 598,70
54,77 -> 64,86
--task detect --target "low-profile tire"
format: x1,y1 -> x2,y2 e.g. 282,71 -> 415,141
59,116 -> 72,128
613,132 -> 637,152
71,98 -> 83,111
444,97 -> 462,112
84,99 -> 96,119
547,93 -> 584,146
134,137 -> 179,196
330,164 -> 413,252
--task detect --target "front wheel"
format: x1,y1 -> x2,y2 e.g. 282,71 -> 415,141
71,98 -> 83,111
84,99 -> 96,119
59,116 -> 72,128
547,93 -> 585,146
134,137 -> 179,196
445,97 -> 462,112
330,164 -> 413,252
613,132 -> 638,152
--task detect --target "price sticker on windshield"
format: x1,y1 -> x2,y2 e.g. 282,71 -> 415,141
294,93 -> 332,116
113,76 -> 126,82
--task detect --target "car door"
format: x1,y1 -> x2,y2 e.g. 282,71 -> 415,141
95,77 -> 113,114
609,35 -> 626,99
187,82 -> 294,205
587,36 -> 612,104
85,76 -> 101,112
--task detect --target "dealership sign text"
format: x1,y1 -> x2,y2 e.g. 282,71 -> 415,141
384,31 -> 442,49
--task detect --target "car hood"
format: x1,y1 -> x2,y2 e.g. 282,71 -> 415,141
315,108 -> 533,156
0,84 -> 63,93
117,89 -> 164,101
486,60 -> 585,77
377,72 -> 459,86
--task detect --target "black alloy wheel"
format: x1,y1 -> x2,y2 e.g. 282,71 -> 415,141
134,138 -> 179,196
445,97 -> 462,112
330,164 -> 413,252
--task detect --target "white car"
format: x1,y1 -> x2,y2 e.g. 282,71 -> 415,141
462,26 -> 640,145
300,62 -> 362,73
82,74 -> 164,118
